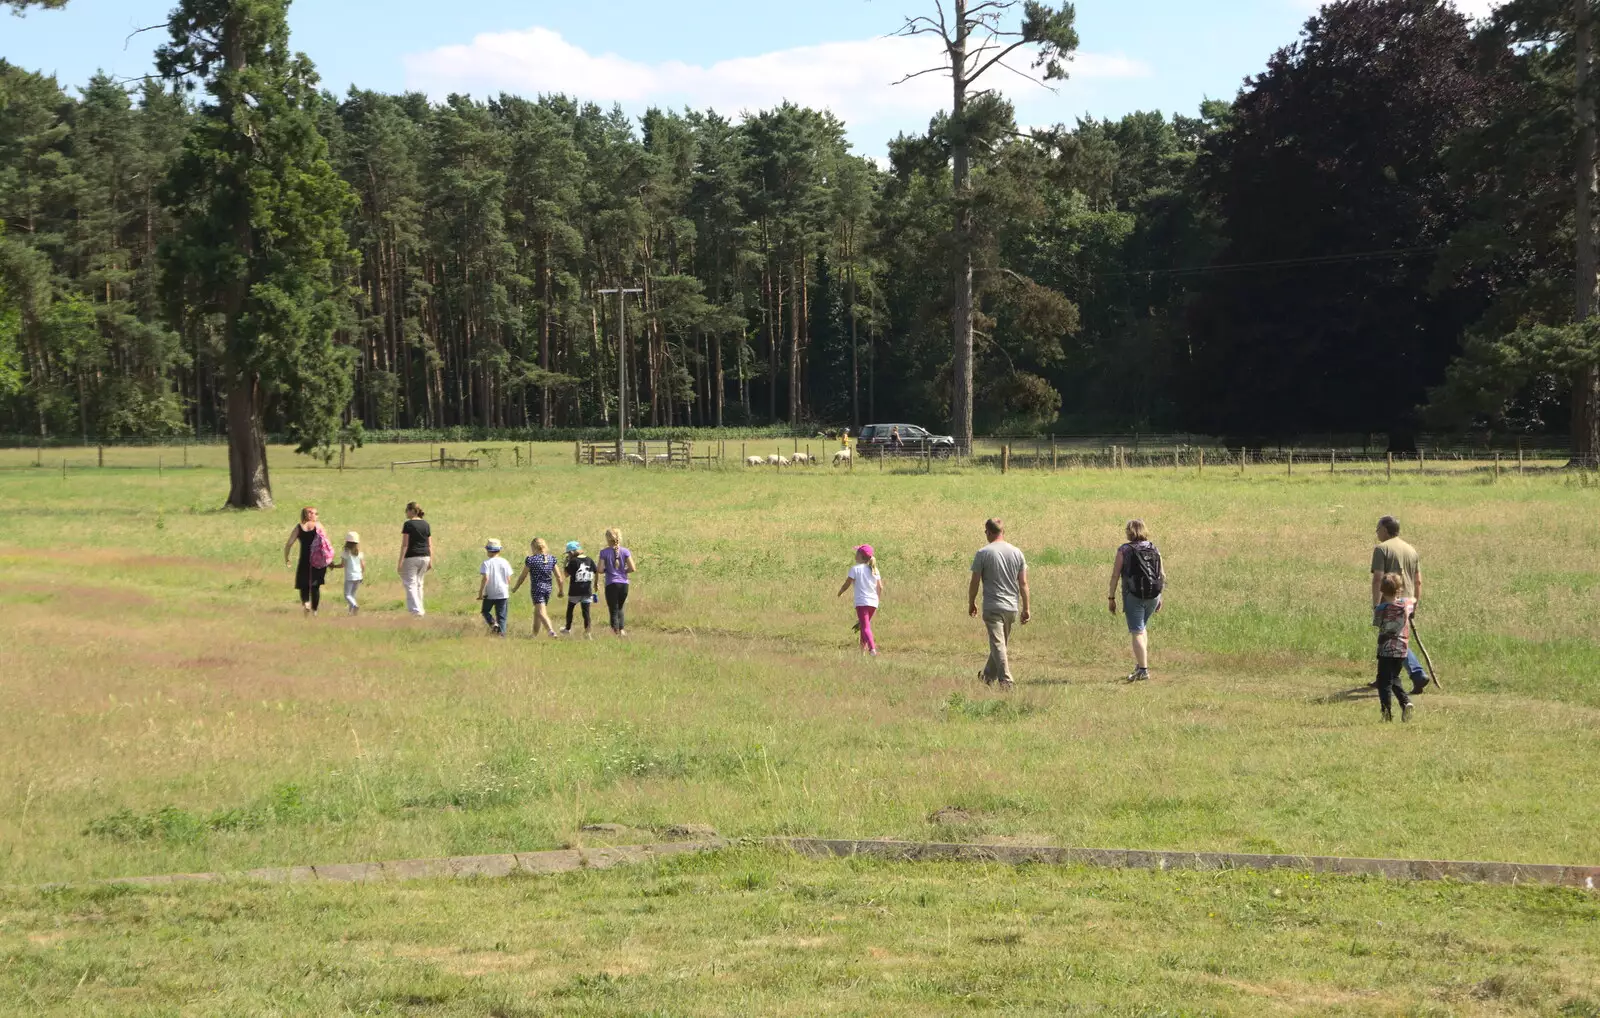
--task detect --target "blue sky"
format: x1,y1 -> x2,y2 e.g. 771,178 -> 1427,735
3,0 -> 1497,155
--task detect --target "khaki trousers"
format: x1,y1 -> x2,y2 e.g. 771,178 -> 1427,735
982,609 -> 1020,683
401,556 -> 430,616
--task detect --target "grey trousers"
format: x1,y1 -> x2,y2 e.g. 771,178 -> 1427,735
400,556 -> 429,615
982,609 -> 1020,683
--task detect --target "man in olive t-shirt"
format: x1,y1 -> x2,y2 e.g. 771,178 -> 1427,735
969,518 -> 1030,689
1370,515 -> 1428,693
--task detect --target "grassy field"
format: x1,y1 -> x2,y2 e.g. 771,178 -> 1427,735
1,443 -> 1597,1014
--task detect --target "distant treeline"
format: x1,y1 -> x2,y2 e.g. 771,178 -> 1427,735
0,0 -> 1594,455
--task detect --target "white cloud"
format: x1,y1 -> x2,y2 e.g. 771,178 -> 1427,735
402,27 -> 1149,145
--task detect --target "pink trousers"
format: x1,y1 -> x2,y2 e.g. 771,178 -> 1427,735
856,605 -> 877,652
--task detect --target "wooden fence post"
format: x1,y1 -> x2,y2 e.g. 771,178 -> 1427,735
1002,445 -> 1010,474
1330,449 -> 1336,474
1387,452 -> 1393,481
1052,439 -> 1058,471
1518,443 -> 1524,475
1239,448 -> 1245,475
1174,446 -> 1180,470
1287,449 -> 1293,477
439,447 -> 446,469
98,446 -> 103,468
339,442 -> 346,471
183,443 -> 188,467
157,455 -> 162,477
1199,448 -> 1205,474
62,457 -> 67,479
1495,451 -> 1501,480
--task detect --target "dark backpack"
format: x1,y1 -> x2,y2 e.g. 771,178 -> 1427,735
1122,541 -> 1164,599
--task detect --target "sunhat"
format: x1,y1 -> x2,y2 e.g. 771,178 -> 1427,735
566,540 -> 581,553
856,544 -> 875,558
485,538 -> 503,552
345,531 -> 360,544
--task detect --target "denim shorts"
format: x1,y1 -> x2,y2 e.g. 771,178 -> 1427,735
1124,595 -> 1161,634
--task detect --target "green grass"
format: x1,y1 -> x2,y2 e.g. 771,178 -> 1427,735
5,848 -> 1599,1016
1,443 -> 1597,1013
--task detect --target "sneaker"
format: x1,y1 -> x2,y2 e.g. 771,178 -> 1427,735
998,679 -> 1015,692
1381,706 -> 1393,722
1401,703 -> 1415,723
979,669 -> 994,686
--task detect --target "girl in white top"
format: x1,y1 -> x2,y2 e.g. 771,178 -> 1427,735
331,532 -> 365,615
836,544 -> 884,655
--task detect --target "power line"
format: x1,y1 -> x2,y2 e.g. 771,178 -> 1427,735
1095,245 -> 1444,281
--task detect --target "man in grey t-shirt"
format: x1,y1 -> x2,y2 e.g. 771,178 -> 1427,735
968,517 -> 1030,689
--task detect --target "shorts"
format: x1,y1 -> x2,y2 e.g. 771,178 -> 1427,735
1125,595 -> 1161,634
531,585 -> 552,606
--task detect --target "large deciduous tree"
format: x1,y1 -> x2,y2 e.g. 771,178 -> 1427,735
157,0 -> 356,508
898,0 -> 1078,453
1184,0 -> 1502,442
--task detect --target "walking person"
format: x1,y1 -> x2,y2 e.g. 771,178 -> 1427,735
968,518 -> 1030,690
1370,515 -> 1428,693
1373,573 -> 1417,722
837,544 -> 883,656
398,502 -> 434,616
283,506 -> 333,618
330,531 -> 364,615
511,538 -> 563,638
478,538 -> 512,637
561,540 -> 599,639
1109,519 -> 1165,683
598,528 -> 638,637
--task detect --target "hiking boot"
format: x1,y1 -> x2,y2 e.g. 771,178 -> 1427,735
1401,703 -> 1415,723
1381,706 -> 1393,722
1125,668 -> 1150,683
1409,675 -> 1430,696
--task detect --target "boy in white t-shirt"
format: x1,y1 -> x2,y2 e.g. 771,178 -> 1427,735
836,544 -> 884,656
478,538 -> 514,636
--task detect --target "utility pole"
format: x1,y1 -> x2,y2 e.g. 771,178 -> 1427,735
598,287 -> 643,465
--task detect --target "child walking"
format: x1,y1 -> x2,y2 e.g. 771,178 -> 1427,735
1373,573 -> 1416,722
511,538 -> 563,638
478,538 -> 513,637
598,527 -> 638,637
562,540 -> 599,639
330,531 -> 365,615
836,544 -> 883,655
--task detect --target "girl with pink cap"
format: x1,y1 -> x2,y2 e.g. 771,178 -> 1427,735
836,544 -> 884,656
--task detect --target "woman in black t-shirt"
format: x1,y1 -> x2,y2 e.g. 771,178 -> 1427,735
398,501 -> 435,616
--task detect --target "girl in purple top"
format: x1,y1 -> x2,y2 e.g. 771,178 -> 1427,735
599,527 -> 638,637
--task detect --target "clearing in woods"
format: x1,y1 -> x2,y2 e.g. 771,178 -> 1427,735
1,442 -> 1597,1015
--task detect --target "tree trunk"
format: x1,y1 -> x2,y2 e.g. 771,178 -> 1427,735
788,262 -> 802,423
225,374 -> 272,509
848,232 -> 859,429
950,8 -> 975,455
1577,0 -> 1600,466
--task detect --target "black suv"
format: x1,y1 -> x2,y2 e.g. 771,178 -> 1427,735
858,423 -> 956,457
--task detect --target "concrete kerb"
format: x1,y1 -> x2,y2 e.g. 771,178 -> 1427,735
34,838 -> 1600,893
767,839 -> 1600,890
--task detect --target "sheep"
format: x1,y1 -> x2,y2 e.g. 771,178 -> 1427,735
746,456 -> 767,467
791,452 -> 815,466
624,453 -> 646,465
833,448 -> 853,466
652,453 -> 671,464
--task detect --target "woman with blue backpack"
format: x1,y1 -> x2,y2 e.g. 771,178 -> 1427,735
1108,519 -> 1165,683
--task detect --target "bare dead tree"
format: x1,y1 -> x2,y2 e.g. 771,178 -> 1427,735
895,0 -> 1078,453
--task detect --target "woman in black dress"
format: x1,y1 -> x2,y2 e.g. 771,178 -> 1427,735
282,506 -> 327,617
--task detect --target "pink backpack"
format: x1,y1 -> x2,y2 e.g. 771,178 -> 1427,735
310,525 -> 335,569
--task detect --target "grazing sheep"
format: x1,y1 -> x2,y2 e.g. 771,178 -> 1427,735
833,448 -> 853,466
624,453 -> 646,465
791,452 -> 814,466
652,453 -> 671,464
746,456 -> 766,467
